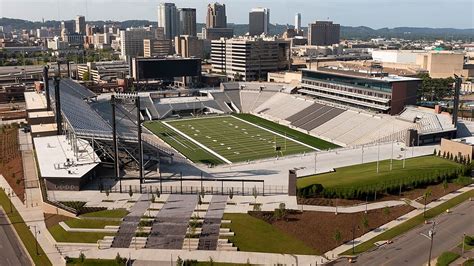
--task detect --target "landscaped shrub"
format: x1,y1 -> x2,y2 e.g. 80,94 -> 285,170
297,167 -> 465,200
465,236 -> 474,246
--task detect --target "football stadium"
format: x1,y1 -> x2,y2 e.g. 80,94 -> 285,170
25,68 -> 459,191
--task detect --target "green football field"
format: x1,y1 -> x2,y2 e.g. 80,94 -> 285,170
146,116 -> 315,164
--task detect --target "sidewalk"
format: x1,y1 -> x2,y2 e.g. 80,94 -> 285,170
324,184 -> 474,259
298,200 -> 406,213
58,246 -> 328,265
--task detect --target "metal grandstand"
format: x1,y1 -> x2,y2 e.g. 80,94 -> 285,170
47,77 -> 177,192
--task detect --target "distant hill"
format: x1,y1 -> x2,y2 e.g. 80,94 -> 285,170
1,17 -> 473,40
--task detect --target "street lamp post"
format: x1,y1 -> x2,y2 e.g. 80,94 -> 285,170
352,224 -> 360,254
28,225 -> 40,255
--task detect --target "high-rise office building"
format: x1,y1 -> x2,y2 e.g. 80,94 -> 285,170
158,3 -> 179,39
203,2 -> 233,41
75,15 -> 86,35
211,36 -> 290,81
144,39 -> 172,58
295,13 -> 301,32
308,21 -> 340,46
206,3 -> 227,28
179,8 -> 197,36
120,27 -> 156,60
61,21 -> 75,34
249,8 -> 270,36
175,35 -> 203,58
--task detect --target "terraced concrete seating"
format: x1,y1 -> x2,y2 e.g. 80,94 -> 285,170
254,93 -> 313,120
111,195 -> 151,248
292,105 -> 331,127
287,103 -> 324,123
145,195 -> 198,250
198,195 -> 227,250
299,107 -> 345,131
240,91 -> 261,113
311,111 -> 357,135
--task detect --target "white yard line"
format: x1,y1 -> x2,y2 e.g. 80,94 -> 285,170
162,121 -> 233,164
231,115 -> 319,151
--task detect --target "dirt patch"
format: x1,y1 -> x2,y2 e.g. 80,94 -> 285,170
0,126 -> 25,202
250,205 -> 414,254
44,213 -> 70,229
298,182 -> 463,207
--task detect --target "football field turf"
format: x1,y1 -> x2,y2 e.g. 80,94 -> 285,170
147,115 -> 316,164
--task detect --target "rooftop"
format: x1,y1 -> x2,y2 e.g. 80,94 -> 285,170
24,91 -> 47,111
309,67 -> 421,82
33,135 -> 100,179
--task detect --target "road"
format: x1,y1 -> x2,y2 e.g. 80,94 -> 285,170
0,208 -> 32,266
334,198 -> 474,266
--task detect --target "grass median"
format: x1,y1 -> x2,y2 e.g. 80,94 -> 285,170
0,189 -> 52,266
341,189 -> 474,255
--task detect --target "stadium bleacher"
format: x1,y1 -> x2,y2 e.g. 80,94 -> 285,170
253,93 -> 313,120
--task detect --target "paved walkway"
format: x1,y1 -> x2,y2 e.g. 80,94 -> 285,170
299,200 -> 407,213
145,194 -> 198,249
324,184 -> 474,260
198,195 -> 227,250
18,130 -> 42,208
111,194 -> 151,248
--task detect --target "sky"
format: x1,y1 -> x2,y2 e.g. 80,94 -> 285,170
0,0 -> 473,29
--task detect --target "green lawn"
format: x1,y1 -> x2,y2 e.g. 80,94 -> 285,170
65,218 -> 121,229
222,213 -> 317,255
66,258 -> 123,266
79,209 -> 128,219
341,189 -> 474,255
297,156 -> 461,189
145,121 -> 224,165
233,113 -> 339,150
0,189 -> 52,266
436,251 -> 460,266
148,115 -> 315,163
49,223 -> 115,243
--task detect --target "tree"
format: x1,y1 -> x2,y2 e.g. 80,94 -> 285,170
115,253 -> 126,265
423,189 -> 432,217
197,193 -> 203,208
252,186 -> 258,205
361,215 -> 369,233
442,179 -> 449,192
128,185 -> 133,200
228,188 -> 234,201
333,229 -> 342,245
79,252 -> 86,263
82,70 -> 90,81
274,203 -> 287,220
176,256 -> 183,266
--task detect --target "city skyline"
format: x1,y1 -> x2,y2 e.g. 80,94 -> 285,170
0,0 -> 473,29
